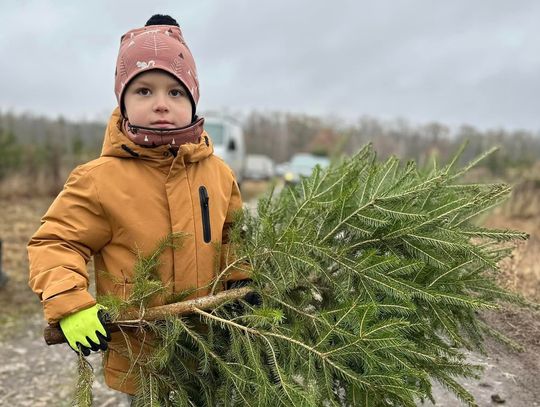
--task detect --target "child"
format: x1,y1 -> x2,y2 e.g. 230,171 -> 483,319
28,14 -> 249,396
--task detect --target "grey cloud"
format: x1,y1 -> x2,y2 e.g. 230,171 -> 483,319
1,0 -> 539,129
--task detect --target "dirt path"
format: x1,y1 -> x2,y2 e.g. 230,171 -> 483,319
426,308 -> 540,407
0,313 -> 128,407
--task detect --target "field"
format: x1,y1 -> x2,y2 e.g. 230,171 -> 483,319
0,180 -> 539,406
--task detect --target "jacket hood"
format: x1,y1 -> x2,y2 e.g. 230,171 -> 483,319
101,107 -> 213,164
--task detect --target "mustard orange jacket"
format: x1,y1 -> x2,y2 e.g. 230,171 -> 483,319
28,108 -> 248,394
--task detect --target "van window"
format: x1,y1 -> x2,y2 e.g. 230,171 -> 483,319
205,123 -> 224,145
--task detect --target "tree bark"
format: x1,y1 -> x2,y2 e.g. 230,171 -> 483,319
44,287 -> 252,345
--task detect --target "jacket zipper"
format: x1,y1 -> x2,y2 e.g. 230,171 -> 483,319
199,186 -> 211,243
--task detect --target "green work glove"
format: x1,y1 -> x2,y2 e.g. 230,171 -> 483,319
59,304 -> 111,356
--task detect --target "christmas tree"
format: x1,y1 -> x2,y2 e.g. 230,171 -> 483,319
71,143 -> 529,406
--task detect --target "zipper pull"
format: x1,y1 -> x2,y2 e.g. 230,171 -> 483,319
200,186 -> 209,206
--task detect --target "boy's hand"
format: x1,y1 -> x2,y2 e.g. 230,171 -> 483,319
59,304 -> 111,356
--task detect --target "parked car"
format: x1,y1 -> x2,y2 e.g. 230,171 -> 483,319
205,116 -> 246,184
283,153 -> 330,184
274,162 -> 290,177
244,154 -> 275,180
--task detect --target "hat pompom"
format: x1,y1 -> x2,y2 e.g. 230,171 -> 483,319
145,14 -> 179,27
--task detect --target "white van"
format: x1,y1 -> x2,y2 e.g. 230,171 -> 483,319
204,116 -> 246,185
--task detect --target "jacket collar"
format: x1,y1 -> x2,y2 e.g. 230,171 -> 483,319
101,108 -> 214,166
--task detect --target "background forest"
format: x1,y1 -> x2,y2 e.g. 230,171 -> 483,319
1,110 -> 539,197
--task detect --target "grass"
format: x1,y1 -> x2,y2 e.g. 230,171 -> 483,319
0,197 -> 54,338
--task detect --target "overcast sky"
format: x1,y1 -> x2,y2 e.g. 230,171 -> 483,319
1,0 -> 539,130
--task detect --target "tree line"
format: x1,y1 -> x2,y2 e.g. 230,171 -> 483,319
1,109 -> 539,196
244,112 -> 540,174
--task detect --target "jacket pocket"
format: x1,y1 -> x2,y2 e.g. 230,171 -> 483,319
199,186 -> 211,243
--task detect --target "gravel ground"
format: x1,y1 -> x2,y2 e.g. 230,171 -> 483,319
0,313 -> 128,407
426,317 -> 540,406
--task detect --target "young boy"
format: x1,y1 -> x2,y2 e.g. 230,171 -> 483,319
27,14 -> 249,395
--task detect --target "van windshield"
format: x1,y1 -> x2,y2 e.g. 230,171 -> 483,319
205,123 -> 224,145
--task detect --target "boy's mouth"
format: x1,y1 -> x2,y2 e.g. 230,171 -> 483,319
151,120 -> 175,128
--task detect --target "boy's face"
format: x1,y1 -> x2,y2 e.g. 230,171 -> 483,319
123,70 -> 193,128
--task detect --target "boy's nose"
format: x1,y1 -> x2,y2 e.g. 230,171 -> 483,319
153,95 -> 169,112
154,104 -> 169,113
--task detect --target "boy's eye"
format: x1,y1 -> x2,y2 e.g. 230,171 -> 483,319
170,89 -> 185,97
137,88 -> 151,96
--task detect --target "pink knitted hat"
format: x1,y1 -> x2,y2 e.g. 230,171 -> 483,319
114,17 -> 200,116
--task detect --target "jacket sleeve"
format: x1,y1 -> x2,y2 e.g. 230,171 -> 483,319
28,165 -> 111,324
220,178 -> 252,283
